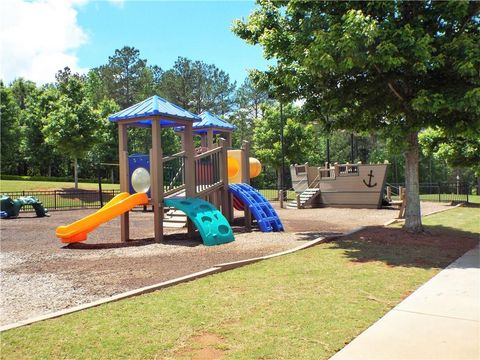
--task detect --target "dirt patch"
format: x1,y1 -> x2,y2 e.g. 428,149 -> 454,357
174,333 -> 225,360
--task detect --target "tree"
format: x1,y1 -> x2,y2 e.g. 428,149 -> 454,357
10,78 -> 37,110
159,57 -> 236,115
42,68 -> 100,188
0,82 -> 22,174
229,77 -> 270,148
253,103 -> 314,186
419,126 -> 480,196
94,46 -> 148,108
159,57 -> 195,110
236,77 -> 269,119
420,127 -> 480,173
22,85 -> 66,176
233,1 -> 480,232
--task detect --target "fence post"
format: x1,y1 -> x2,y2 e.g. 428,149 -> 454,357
466,183 -> 469,203
98,165 -> 104,208
438,182 -> 441,202
54,190 -> 57,210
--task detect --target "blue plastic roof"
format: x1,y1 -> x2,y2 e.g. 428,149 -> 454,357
192,111 -> 237,133
108,96 -> 200,126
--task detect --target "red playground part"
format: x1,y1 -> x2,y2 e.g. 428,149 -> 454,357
232,196 -> 244,211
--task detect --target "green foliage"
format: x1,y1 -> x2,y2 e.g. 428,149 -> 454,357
0,82 -> 22,174
100,46 -> 148,108
253,103 -> 314,169
233,1 -> 480,134
230,77 -> 271,148
2,40 -> 477,189
42,68 -> 99,159
419,127 -> 480,176
159,56 -> 236,115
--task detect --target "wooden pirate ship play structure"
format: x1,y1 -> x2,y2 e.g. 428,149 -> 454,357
289,162 -> 389,209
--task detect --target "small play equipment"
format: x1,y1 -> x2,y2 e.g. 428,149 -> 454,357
56,192 -> 148,243
228,184 -> 284,232
289,162 -> 389,209
164,197 -> 234,246
0,195 -> 49,218
227,149 -> 262,184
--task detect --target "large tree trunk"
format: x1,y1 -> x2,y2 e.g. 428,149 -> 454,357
404,131 -> 423,232
73,157 -> 78,190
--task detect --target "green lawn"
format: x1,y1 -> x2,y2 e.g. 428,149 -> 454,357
0,180 -> 120,193
1,207 -> 478,359
401,205 -> 480,233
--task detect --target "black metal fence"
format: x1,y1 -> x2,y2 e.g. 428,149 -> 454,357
1,190 -> 121,212
7,182 -> 471,214
386,182 -> 474,203
258,189 -> 296,203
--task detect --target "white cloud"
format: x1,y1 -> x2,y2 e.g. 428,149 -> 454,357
0,0 -> 89,85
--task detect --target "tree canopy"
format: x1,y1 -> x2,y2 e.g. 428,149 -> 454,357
42,68 -> 100,188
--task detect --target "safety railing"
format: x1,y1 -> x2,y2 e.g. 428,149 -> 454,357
194,147 -> 223,197
337,164 -> 359,176
319,168 -> 335,180
309,173 -> 322,188
163,151 -> 186,196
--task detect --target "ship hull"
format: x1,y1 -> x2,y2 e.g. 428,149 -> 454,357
290,163 -> 388,209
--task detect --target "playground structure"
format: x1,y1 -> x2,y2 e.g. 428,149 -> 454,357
56,96 -> 283,245
0,195 -> 49,219
289,162 -> 389,209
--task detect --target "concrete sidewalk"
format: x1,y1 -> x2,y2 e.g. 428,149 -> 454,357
331,244 -> 480,360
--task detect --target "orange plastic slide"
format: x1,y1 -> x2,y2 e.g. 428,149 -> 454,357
56,192 -> 148,243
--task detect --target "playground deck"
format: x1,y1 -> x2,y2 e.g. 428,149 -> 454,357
1,202 -> 451,326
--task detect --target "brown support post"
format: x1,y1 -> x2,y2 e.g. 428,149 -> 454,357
207,128 -> 214,149
225,132 -> 232,148
118,123 -> 129,242
179,131 -> 185,151
200,133 -> 207,148
151,119 -> 164,243
241,141 -> 252,231
219,138 -> 232,222
184,123 -> 196,237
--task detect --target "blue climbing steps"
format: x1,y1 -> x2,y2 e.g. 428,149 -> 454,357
228,183 -> 284,232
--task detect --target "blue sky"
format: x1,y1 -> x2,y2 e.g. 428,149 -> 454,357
77,1 -> 268,84
0,0 -> 270,85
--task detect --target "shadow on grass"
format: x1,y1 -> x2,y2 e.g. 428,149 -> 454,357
329,225 -> 479,270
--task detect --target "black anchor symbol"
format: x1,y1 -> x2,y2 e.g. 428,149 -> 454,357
363,170 -> 377,188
